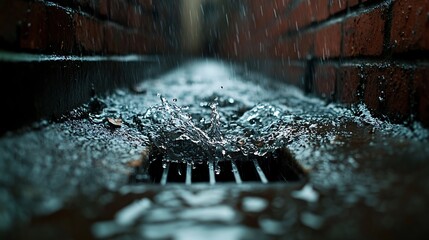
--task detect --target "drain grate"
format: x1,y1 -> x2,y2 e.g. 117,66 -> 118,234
129,147 -> 307,185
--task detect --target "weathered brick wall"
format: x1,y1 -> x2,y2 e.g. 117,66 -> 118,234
1,0 -> 428,129
219,0 -> 429,127
0,0 -> 182,134
0,0 -> 180,55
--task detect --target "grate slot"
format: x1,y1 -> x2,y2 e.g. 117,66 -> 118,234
214,161 -> 235,182
154,162 -> 187,183
160,162 -> 170,185
208,161 -> 216,185
253,159 -> 268,184
186,163 -> 192,185
231,160 -> 242,184
234,160 -> 261,182
129,147 -> 307,185
191,163 -> 210,182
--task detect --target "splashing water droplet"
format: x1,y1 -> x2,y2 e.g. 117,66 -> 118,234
215,164 -> 221,175
142,95 -> 291,168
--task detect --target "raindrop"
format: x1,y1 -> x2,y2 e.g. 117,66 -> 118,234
215,164 -> 221,175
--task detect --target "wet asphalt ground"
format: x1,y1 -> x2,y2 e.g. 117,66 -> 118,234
1,60 -> 429,240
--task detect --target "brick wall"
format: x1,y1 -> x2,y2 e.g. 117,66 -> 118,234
0,0 -> 182,134
219,0 -> 429,127
1,0 -> 428,129
0,0 -> 180,55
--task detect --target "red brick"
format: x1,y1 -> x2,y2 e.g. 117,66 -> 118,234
127,33 -> 166,54
127,4 -> 146,29
74,14 -> 104,52
137,0 -> 153,9
275,32 -> 314,60
363,66 -> 384,114
128,32 -> 146,53
108,0 -> 129,26
235,18 -> 275,49
287,0 -> 329,29
348,0 -> 360,8
312,0 -> 330,22
268,61 -> 287,81
343,7 -> 386,56
75,0 -> 98,12
385,67 -> 411,121
251,1 -> 278,31
390,0 -> 429,52
413,68 -> 429,127
314,22 -> 342,59
274,0 -> 293,10
151,35 -> 168,53
287,1 -> 313,31
330,0 -> 359,15
0,0 -> 29,45
117,3 -> 135,24
329,0 -> 347,15
283,63 -> 307,88
337,65 -> 361,104
99,0 -> 108,17
139,14 -> 155,31
46,5 -> 75,54
361,65 -> 411,122
313,64 -> 337,100
266,18 -> 291,42
104,25 -> 127,54
20,2 -> 48,51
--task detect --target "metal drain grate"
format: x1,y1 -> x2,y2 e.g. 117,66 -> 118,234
129,147 -> 307,185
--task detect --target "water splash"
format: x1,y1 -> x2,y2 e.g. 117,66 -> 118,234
142,95 -> 291,167
143,95 -> 226,166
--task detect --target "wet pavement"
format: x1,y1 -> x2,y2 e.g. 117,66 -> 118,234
1,60 -> 429,240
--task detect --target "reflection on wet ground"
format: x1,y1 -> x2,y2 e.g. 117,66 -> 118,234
1,60 -> 429,239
